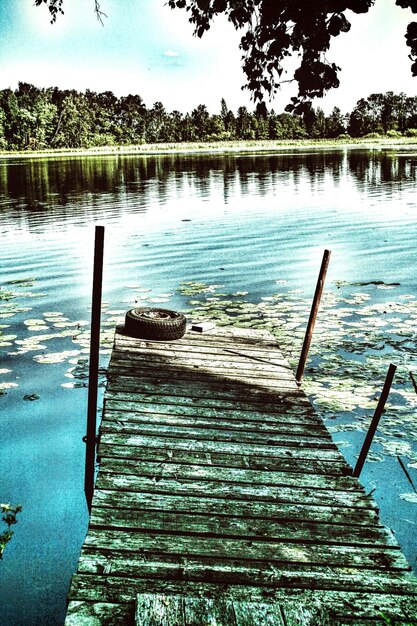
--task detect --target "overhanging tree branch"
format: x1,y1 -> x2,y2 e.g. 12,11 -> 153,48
35,0 -> 417,108
94,0 -> 107,26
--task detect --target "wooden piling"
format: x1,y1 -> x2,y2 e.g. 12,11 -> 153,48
296,250 -> 331,384
352,363 -> 396,478
84,225 -> 105,512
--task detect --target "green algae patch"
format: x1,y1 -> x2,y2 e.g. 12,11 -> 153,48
5,278 -> 37,287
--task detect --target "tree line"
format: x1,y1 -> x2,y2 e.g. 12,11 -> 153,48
1,83 -> 417,151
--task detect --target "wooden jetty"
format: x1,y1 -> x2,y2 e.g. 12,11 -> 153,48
65,326 -> 417,625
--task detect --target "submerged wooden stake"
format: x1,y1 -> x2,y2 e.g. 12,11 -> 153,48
397,455 -> 417,494
296,249 -> 331,384
84,225 -> 105,512
352,363 -> 396,478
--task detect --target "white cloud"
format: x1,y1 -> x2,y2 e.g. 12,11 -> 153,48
164,50 -> 180,57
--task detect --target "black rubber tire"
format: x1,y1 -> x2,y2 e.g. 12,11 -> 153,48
124,307 -> 186,341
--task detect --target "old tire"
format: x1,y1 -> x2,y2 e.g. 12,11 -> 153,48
124,307 -> 186,341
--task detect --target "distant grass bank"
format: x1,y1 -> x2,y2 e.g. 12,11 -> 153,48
1,137 -> 417,160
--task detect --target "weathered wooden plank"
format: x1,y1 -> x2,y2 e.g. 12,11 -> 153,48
183,596 -> 237,626
89,507 -> 397,547
69,577 -> 417,619
232,599 -> 285,626
107,369 -> 301,396
97,444 -> 349,475
179,335 -> 280,350
112,346 -> 287,366
177,331 -> 277,345
95,473 -> 374,509
99,432 -> 343,461
110,348 -> 292,369
109,369 -> 296,394
114,331 -> 284,351
103,404 -> 323,426
91,489 -> 380,525
70,560 -> 417,598
278,600 -> 330,625
97,458 -> 360,491
110,369 -> 298,393
111,343 -> 289,365
65,601 -> 133,626
135,594 -> 184,626
128,595 -> 415,626
81,530 -> 408,570
104,398 -> 317,420
104,390 -> 312,413
107,375 -> 299,397
99,421 -> 334,449
109,360 -> 293,383
115,332 -> 280,353
330,617 -> 417,626
102,409 -> 330,435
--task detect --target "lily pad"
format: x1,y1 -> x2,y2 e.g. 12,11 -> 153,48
5,277 -> 36,286
23,393 -> 40,401
0,382 -> 18,391
399,493 -> 417,503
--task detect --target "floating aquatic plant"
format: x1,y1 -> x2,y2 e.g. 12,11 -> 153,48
0,503 -> 22,560
23,393 -> 40,401
400,493 -> 417,504
179,281 -> 224,296
5,278 -> 36,287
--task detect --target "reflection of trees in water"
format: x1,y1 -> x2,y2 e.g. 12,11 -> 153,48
348,151 -> 416,185
1,150 -> 416,227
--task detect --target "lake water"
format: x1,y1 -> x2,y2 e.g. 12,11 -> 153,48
1,146 -> 417,625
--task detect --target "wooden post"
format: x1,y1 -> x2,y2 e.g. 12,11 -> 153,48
296,249 -> 331,384
352,363 -> 396,478
84,225 -> 105,512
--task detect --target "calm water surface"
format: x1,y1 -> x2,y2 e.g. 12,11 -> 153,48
1,147 -> 417,625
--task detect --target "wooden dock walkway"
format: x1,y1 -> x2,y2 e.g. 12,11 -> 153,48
65,326 -> 417,625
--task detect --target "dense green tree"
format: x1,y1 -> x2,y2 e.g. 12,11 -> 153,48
236,106 -> 254,139
87,90 -> 118,145
269,112 -> 308,139
220,98 -> 228,121
52,91 -> 94,147
206,114 -> 227,140
348,91 -> 417,136
115,94 -> 147,144
1,82 -> 417,150
251,113 -> 269,139
326,106 -> 347,137
348,98 -> 375,136
0,89 -> 20,149
0,108 -> 7,150
165,110 -> 185,142
12,83 -> 57,149
220,98 -> 236,137
191,104 -> 211,139
180,112 -> 194,141
146,101 -> 168,143
311,107 -> 327,138
301,103 -> 318,137
405,95 -> 417,128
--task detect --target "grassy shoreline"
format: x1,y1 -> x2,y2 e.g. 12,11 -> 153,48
1,137 -> 417,160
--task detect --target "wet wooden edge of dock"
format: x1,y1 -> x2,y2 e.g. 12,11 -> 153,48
65,326 -> 417,625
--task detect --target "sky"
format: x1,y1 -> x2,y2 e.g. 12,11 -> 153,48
0,0 -> 416,115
